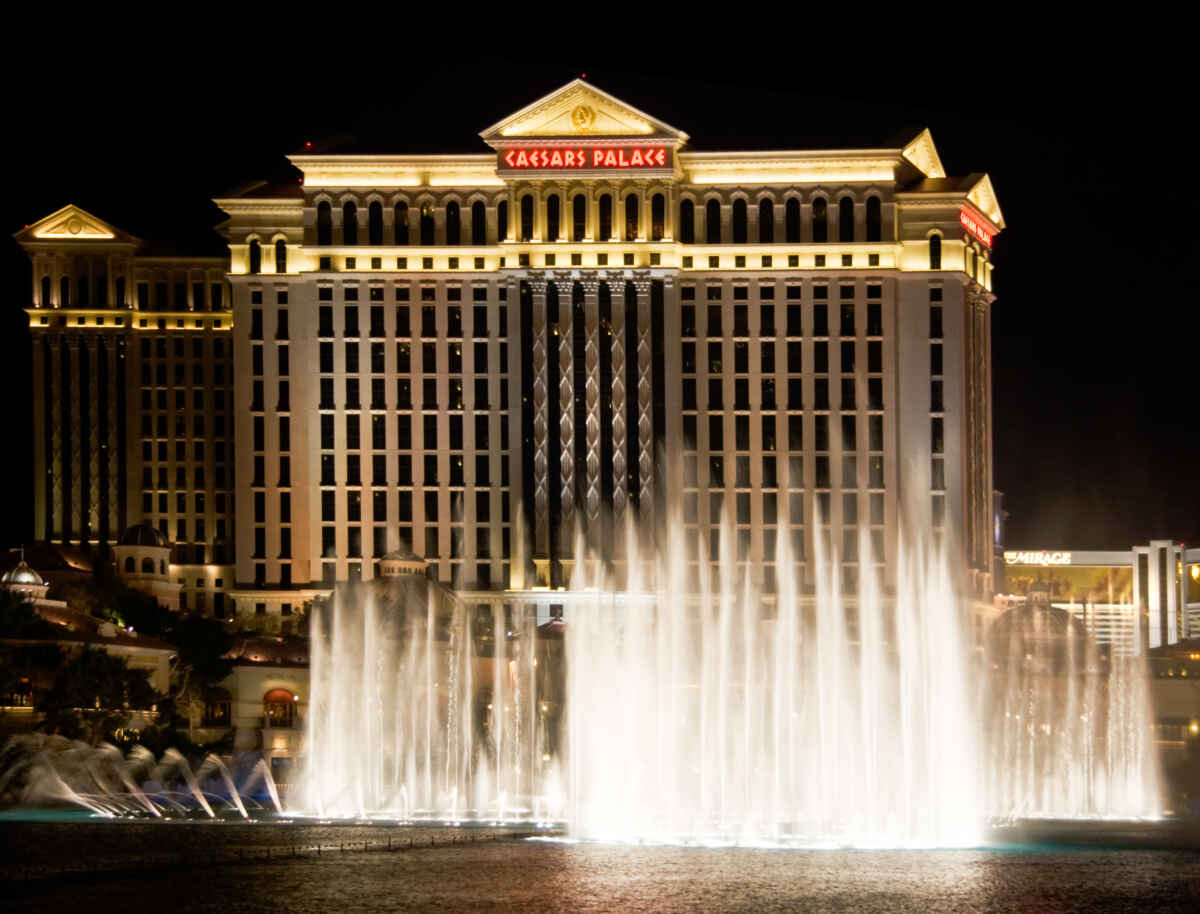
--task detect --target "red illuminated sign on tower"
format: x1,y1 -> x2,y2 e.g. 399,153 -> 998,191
498,145 -> 671,171
959,208 -> 994,248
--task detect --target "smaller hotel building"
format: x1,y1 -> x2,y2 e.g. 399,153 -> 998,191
998,542 -> 1200,653
17,80 -> 1005,632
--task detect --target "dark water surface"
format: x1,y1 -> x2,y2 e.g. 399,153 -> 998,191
3,820 -> 1200,913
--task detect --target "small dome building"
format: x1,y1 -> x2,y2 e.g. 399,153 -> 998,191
1,560 -> 51,603
112,524 -> 180,611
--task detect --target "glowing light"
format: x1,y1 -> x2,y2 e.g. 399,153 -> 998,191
500,145 -> 670,171
1190,722 -> 1199,735
959,208 -> 994,247
1004,550 -> 1071,566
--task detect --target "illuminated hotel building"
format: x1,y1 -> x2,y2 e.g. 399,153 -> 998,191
17,80 -> 1005,629
1000,543 -> 1200,652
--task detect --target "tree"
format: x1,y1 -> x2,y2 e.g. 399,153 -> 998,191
37,647 -> 158,744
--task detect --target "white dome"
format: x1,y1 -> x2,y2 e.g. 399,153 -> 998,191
2,561 -> 44,586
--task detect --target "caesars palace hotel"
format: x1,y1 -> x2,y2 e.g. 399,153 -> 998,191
15,80 -> 1004,629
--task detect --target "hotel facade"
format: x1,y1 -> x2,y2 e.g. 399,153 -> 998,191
15,80 -> 1004,631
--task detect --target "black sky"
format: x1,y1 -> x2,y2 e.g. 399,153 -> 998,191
3,37 -> 1197,552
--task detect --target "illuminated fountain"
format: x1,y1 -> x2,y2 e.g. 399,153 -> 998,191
566,510 -> 980,846
0,734 -> 282,818
296,506 -> 1160,843
298,575 -> 562,822
983,595 -> 1160,820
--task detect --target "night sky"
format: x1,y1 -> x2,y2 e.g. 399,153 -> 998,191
4,45 -> 1196,553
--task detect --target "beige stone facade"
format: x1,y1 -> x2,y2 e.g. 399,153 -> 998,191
18,80 -> 1004,632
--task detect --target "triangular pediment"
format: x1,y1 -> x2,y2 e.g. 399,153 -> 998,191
901,128 -> 946,180
966,174 -> 1005,229
16,204 -> 135,244
481,79 -> 688,143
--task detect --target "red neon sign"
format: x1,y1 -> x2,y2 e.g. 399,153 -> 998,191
959,208 -> 994,248
499,146 -> 670,170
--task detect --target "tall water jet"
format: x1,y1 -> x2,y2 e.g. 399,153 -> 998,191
982,593 -> 1160,819
298,574 -> 558,820
565,508 -> 984,846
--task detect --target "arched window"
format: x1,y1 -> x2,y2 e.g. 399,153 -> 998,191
60,275 -> 71,308
706,199 -> 721,244
811,198 -> 828,243
160,560 -> 166,575
141,557 -> 155,573
572,194 -> 587,241
40,275 -> 50,307
732,198 -> 748,243
625,193 -> 639,241
445,201 -> 461,245
471,200 -> 486,244
519,194 -> 534,242
275,240 -> 287,274
342,201 -> 358,245
679,199 -> 695,244
419,202 -> 435,245
368,201 -> 383,245
929,234 -> 942,270
785,198 -> 800,243
598,194 -> 612,241
839,196 -> 854,243
866,196 -> 881,242
263,689 -> 296,728
124,556 -> 135,573
317,201 -> 332,246
497,200 -> 509,241
248,239 -> 261,274
394,201 -> 409,245
759,199 -> 775,243
546,194 -> 560,241
651,193 -> 665,241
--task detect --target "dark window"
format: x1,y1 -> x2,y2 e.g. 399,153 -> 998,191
679,199 -> 695,244
839,197 -> 854,243
471,200 -> 486,244
275,239 -> 287,273
732,198 -> 747,243
342,201 -> 358,245
572,194 -> 587,241
706,199 -> 721,243
546,194 -> 560,241
317,201 -> 332,245
497,201 -> 508,241
520,194 -> 534,241
248,239 -> 261,274
394,201 -> 409,245
651,193 -> 665,241
445,201 -> 461,245
759,198 -> 775,243
598,194 -> 612,240
811,198 -> 827,243
625,193 -> 639,241
866,196 -> 882,242
785,198 -> 801,242
419,202 -> 435,245
929,235 -> 942,270
368,201 -> 383,245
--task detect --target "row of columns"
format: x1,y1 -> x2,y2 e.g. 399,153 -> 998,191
528,274 -> 655,575
33,333 -> 123,542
